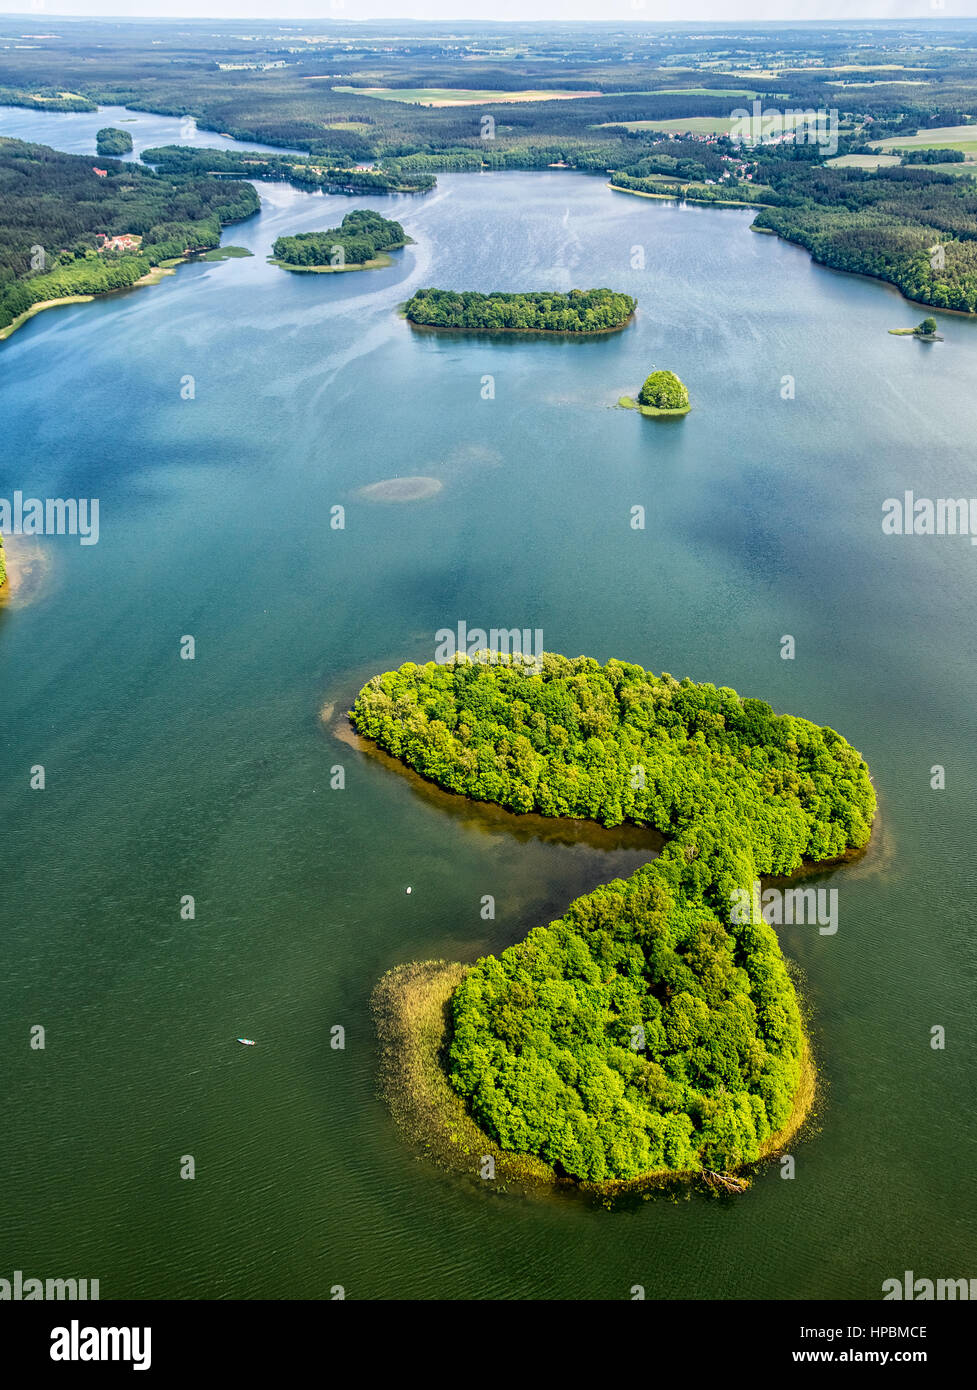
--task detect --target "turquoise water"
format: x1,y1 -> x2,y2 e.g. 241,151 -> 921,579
2,107 -> 977,1300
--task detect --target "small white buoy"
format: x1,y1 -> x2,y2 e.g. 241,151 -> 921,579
405,886 -> 412,895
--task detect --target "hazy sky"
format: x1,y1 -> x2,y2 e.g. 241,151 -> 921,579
3,3 -> 977,24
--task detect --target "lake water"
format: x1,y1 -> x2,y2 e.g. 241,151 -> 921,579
2,105 -> 976,1300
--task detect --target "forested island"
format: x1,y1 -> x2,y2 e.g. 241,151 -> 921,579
620,369 -> 691,416
353,653 -> 875,1187
271,210 -> 409,271
404,287 -> 636,334
95,127 -> 133,157
140,146 -> 435,196
0,139 -> 259,336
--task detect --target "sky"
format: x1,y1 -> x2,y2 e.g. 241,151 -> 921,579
3,2 -> 977,24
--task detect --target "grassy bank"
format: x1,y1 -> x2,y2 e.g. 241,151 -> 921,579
0,294 -> 94,342
0,248 -> 249,343
609,181 -> 774,210
269,251 -> 395,273
619,394 -> 691,417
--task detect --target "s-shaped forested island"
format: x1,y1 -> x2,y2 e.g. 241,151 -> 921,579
352,653 -> 875,1192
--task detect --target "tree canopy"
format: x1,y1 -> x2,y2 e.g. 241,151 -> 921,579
404,287 -> 635,333
95,127 -> 134,157
351,653 -> 875,1183
637,370 -> 690,411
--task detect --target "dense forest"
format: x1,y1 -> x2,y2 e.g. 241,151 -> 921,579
606,141 -> 977,312
405,287 -> 636,333
272,210 -> 407,267
95,127 -> 133,157
0,139 -> 258,330
748,160 -> 977,312
350,653 -> 875,1182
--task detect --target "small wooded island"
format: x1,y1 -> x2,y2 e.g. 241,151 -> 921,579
620,369 -> 691,416
270,210 -> 410,272
95,127 -> 133,157
404,287 -> 636,333
354,653 -> 875,1189
889,316 -> 944,342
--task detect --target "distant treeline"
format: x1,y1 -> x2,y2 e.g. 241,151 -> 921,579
272,210 -> 407,266
898,146 -> 966,163
0,86 -> 96,112
404,287 -> 636,333
0,138 -> 258,330
141,145 -> 435,194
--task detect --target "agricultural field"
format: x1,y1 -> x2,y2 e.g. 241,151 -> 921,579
825,153 -> 902,169
871,123 -> 977,152
327,85 -> 603,105
595,115 -> 737,133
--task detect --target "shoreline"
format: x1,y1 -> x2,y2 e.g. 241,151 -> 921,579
0,294 -> 95,342
0,245 -> 239,345
747,222 -> 976,319
270,234 -> 413,275
619,393 -> 691,417
406,312 -> 635,338
373,958 -> 816,1197
269,250 -> 395,273
609,181 -> 774,210
0,261 -> 183,345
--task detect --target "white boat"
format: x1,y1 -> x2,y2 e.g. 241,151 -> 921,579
237,1038 -> 256,1046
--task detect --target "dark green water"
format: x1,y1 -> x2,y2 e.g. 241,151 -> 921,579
2,107 -> 976,1299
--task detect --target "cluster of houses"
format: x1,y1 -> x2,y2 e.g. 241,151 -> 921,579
95,233 -> 142,253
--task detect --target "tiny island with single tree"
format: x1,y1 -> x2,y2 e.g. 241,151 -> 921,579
95,127 -> 134,157
270,210 -> 411,272
404,287 -> 636,334
620,369 -> 691,416
889,316 -> 944,342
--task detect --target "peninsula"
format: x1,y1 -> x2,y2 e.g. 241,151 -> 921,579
352,652 -> 875,1188
0,138 -> 259,340
141,146 -> 436,196
404,287 -> 636,334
